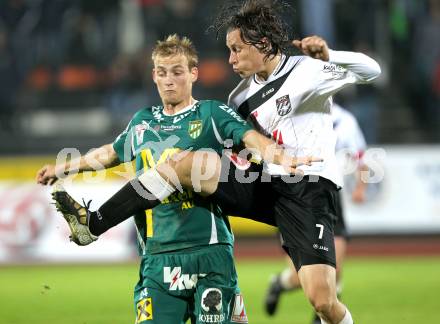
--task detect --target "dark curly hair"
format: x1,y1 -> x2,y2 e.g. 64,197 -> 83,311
210,0 -> 293,60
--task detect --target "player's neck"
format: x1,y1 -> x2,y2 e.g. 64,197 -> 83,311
255,54 -> 282,81
163,97 -> 195,115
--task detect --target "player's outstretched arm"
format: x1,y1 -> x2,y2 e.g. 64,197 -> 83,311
241,130 -> 322,173
36,144 -> 121,185
293,35 -> 381,83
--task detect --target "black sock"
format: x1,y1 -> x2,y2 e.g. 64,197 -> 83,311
88,179 -> 160,236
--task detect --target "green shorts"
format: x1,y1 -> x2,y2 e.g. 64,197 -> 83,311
133,244 -> 248,324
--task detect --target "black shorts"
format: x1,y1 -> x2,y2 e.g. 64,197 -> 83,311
211,157 -> 338,270
333,191 -> 348,239
210,159 -> 276,226
271,176 -> 338,270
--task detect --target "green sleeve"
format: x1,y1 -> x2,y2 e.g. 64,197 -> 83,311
112,119 -> 135,163
210,101 -> 253,146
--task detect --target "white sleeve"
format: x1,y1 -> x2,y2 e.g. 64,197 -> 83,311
328,50 -> 381,83
312,50 -> 381,98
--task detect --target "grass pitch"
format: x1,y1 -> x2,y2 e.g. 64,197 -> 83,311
0,257 -> 439,324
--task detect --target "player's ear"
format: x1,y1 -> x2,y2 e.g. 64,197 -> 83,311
261,37 -> 271,51
190,67 -> 198,83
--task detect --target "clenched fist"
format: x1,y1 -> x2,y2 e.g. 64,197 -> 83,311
293,36 -> 329,61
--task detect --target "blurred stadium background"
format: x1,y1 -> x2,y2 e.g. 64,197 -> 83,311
0,0 -> 439,323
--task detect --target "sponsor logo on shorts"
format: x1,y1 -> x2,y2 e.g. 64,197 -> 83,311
199,313 -> 225,323
313,244 -> 329,251
139,288 -> 149,299
163,267 -> 205,291
136,297 -> 153,322
231,294 -> 248,323
199,288 -> 225,323
201,288 -> 222,312
275,94 -> 292,116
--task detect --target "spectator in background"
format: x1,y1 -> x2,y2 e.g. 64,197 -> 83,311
0,24 -> 18,132
409,0 -> 440,140
332,1 -> 382,144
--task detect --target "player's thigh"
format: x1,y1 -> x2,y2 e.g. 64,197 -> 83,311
272,177 -> 338,270
297,263 -> 338,303
157,150 -> 222,196
212,161 -> 276,225
134,285 -> 188,324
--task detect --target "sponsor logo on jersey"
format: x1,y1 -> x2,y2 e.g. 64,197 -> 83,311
188,120 -> 203,139
136,297 -> 153,322
161,124 -> 182,131
163,267 -> 205,290
231,294 -> 248,323
261,87 -> 274,99
135,124 -> 148,145
219,104 -> 246,122
323,64 -> 346,78
275,94 -> 292,116
152,106 -> 165,122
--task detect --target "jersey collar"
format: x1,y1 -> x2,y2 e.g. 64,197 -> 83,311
253,54 -> 287,85
162,100 -> 199,116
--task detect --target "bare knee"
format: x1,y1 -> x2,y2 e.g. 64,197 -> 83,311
156,150 -> 221,195
301,273 -> 338,317
156,152 -> 193,188
309,295 -> 335,316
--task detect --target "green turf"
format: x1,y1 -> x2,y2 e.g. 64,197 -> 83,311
0,257 -> 439,323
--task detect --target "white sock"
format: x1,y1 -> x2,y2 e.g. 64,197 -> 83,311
279,268 -> 297,290
320,308 -> 353,324
138,169 -> 176,201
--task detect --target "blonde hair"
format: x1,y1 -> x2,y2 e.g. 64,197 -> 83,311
152,34 -> 198,69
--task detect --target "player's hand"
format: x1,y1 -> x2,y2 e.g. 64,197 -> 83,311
282,155 -> 324,175
36,164 -> 59,185
293,36 -> 329,61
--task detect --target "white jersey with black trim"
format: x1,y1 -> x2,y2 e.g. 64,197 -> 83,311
332,103 -> 367,159
228,50 -> 381,187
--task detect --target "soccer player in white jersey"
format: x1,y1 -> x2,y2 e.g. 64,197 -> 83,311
264,103 -> 368,323
213,1 -> 380,323
39,1 -> 380,323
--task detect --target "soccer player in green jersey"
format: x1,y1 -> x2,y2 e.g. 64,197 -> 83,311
37,34 -> 312,324
39,1 -> 381,323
